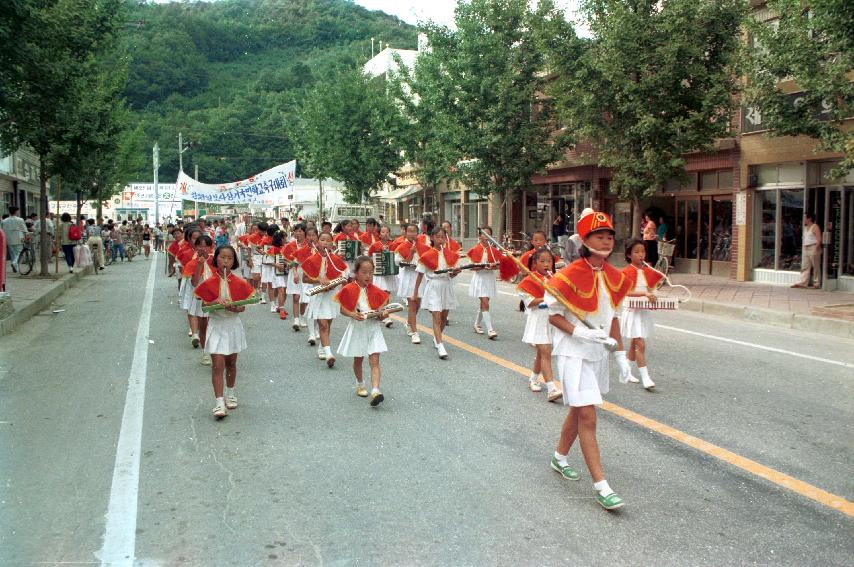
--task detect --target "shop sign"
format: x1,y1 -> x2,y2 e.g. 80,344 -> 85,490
735,192 -> 747,226
742,92 -> 835,134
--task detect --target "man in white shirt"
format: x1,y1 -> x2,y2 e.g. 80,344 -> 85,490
1,206 -> 28,273
792,212 -> 823,288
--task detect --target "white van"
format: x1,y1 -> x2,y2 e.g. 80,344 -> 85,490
328,204 -> 377,225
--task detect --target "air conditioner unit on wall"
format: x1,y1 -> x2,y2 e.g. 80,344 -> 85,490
747,173 -> 758,188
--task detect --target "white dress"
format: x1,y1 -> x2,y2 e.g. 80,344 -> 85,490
546,277 -> 618,407
287,266 -> 303,295
204,309 -> 247,355
251,251 -> 262,275
469,268 -> 497,298
261,263 -> 274,284
419,254 -> 458,312
180,276 -> 195,310
305,263 -> 349,320
620,271 -> 655,339
337,288 -> 388,357
396,249 -> 420,299
373,274 -> 398,292
521,293 -> 552,345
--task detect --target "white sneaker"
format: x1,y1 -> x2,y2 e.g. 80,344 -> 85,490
299,318 -> 308,328
271,303 -> 277,313
383,318 -> 393,328
411,332 -> 421,344
437,343 -> 448,359
626,374 -> 640,384
529,378 -> 543,392
308,335 -> 317,346
191,334 -> 200,348
473,324 -> 484,335
225,394 -> 238,409
641,374 -> 655,390
200,354 -> 212,366
260,296 -> 267,304
317,346 -> 327,360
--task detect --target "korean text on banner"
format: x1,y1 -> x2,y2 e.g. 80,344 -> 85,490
176,160 -> 296,204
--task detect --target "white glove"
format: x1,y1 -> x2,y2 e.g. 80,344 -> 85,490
572,325 -> 610,344
614,350 -> 631,383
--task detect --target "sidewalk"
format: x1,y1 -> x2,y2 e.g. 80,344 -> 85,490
668,273 -> 854,339
0,260 -> 94,337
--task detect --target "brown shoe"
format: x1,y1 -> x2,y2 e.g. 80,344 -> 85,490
790,284 -> 803,288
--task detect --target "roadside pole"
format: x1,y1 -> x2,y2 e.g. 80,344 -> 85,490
55,177 -> 61,275
153,143 -> 160,225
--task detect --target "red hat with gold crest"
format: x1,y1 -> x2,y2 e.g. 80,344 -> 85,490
576,211 -> 615,239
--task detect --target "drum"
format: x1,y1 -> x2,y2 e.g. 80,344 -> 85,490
274,253 -> 289,277
337,239 -> 361,261
373,251 -> 399,276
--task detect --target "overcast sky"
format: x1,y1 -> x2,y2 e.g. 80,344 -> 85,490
354,0 -> 590,35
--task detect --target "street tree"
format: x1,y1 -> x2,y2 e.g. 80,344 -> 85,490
0,0 -> 125,275
397,0 -> 572,238
295,67 -> 405,204
744,0 -> 854,177
547,0 -> 745,234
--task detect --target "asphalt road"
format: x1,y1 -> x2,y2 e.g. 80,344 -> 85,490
1,254 -> 852,566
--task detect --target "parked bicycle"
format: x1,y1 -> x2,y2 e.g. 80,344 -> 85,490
125,242 -> 138,261
17,233 -> 35,276
655,239 -> 676,276
103,239 -> 114,266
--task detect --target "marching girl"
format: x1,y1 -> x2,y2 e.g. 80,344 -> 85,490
249,221 -> 268,297
518,230 -> 549,269
236,231 -> 253,280
302,232 -> 349,366
395,223 -> 422,344
166,227 -> 185,280
260,224 -> 279,310
333,219 -> 361,274
193,245 -> 253,419
366,225 -> 397,328
620,239 -> 664,390
518,248 -> 563,402
298,227 -> 320,345
269,230 -> 289,320
359,218 -> 381,248
414,227 -> 460,360
184,234 -> 214,364
283,223 -> 307,331
335,255 -> 391,406
545,211 -> 634,511
178,227 -> 202,340
466,226 -> 518,339
440,220 -> 462,252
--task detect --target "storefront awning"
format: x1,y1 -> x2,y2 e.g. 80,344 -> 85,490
378,185 -> 422,202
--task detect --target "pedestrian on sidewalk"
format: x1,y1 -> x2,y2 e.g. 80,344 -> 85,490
85,219 -> 105,271
58,213 -> 77,273
142,224 -> 152,259
1,206 -> 27,273
792,213 -> 822,289
642,211 -> 659,268
546,211 -> 632,511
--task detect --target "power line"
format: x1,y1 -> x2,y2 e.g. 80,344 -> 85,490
181,128 -> 291,140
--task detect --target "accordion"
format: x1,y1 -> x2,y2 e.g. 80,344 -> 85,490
274,253 -> 289,277
261,245 -> 275,266
337,239 -> 361,261
373,251 -> 399,276
625,297 -> 679,310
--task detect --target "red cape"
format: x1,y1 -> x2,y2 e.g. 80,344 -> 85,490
194,271 -> 255,304
333,232 -> 359,242
302,251 -> 348,280
418,246 -> 460,272
359,231 -> 380,246
517,273 -> 546,300
396,239 -> 416,261
181,253 -> 214,278
621,264 -> 665,291
334,282 -> 389,312
466,243 -> 519,281
546,259 -> 632,316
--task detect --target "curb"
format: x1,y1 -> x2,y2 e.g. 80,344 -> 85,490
0,266 -> 94,337
680,299 -> 854,340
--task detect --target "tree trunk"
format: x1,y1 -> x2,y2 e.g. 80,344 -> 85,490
39,162 -> 49,276
96,185 -> 102,224
75,190 -> 82,221
495,188 -> 508,242
632,193 -> 642,239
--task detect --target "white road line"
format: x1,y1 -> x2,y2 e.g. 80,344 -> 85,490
97,254 -> 158,566
655,324 -> 854,369
458,281 -> 853,369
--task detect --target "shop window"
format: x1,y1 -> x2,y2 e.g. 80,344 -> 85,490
665,174 -> 695,192
844,191 -> 854,277
718,170 -> 733,190
754,188 -> 803,271
701,171 -> 718,191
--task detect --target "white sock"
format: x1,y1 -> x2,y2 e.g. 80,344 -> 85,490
593,480 -> 614,497
529,371 -> 539,381
639,366 -> 651,380
554,451 -> 568,466
324,345 -> 333,357
225,387 -> 235,398
215,396 -> 225,406
371,388 -> 380,395
481,311 -> 493,332
474,311 -> 482,326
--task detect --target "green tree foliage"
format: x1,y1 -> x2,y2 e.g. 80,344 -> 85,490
0,0 -> 125,274
393,0 -> 572,236
295,68 -> 405,203
548,0 -> 745,233
121,0 -> 418,183
744,0 -> 854,176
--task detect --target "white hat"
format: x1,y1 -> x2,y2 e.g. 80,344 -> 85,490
579,207 -> 594,219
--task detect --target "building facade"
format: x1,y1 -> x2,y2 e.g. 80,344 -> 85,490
0,146 -> 42,217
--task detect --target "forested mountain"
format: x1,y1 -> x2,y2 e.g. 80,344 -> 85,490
122,0 -> 417,183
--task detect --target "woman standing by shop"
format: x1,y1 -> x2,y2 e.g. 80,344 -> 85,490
59,213 -> 77,273
642,212 -> 659,268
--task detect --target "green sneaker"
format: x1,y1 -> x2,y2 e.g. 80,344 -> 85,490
550,456 -> 580,481
596,491 -> 625,510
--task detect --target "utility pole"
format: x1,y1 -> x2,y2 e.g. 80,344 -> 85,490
194,163 -> 199,220
319,178 -> 324,221
371,37 -> 375,59
153,142 -> 160,225
178,132 -> 183,172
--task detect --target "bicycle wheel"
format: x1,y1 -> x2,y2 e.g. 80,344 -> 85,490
18,248 -> 34,275
104,247 -> 113,266
655,256 -> 669,276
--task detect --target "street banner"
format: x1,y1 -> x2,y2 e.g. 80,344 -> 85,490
176,160 -> 296,204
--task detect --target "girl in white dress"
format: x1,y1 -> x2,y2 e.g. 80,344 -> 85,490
261,224 -> 279,311
193,245 -> 251,419
336,256 -> 391,406
414,228 -> 460,359
395,223 -> 423,343
366,225 -> 397,328
517,248 -> 562,402
188,235 -> 214,365
467,226 -> 517,339
269,230 -> 289,320
302,232 -> 349,366
620,239 -> 663,390
299,227 -> 320,345
283,223 -> 307,331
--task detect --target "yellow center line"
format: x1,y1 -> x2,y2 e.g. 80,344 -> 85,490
392,314 -> 854,517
